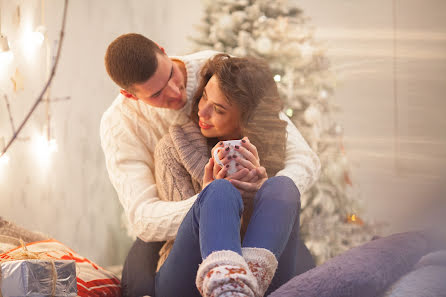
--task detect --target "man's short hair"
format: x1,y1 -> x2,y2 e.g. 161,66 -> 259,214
104,33 -> 163,91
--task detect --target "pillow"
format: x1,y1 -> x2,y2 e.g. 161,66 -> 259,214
0,217 -> 49,243
268,231 -> 433,297
0,235 -> 21,254
382,250 -> 446,297
1,239 -> 121,297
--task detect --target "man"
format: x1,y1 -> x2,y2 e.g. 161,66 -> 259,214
101,33 -> 320,296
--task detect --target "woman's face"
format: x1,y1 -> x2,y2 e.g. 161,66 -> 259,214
197,75 -> 242,140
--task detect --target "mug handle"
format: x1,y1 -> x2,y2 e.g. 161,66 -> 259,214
213,147 -> 224,167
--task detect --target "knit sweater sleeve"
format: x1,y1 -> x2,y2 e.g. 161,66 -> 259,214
100,101 -> 198,242
155,134 -> 198,203
275,112 -> 321,194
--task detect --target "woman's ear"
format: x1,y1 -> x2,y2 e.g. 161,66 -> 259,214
120,89 -> 138,101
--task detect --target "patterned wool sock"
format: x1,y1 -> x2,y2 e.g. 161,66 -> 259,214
196,250 -> 258,297
242,247 -> 278,297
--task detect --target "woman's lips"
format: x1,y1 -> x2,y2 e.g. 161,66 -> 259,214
199,120 -> 212,129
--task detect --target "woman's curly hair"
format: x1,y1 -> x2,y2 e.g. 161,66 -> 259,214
191,54 -> 288,177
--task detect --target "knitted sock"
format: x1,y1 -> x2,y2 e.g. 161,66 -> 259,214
196,250 -> 258,297
242,248 -> 278,297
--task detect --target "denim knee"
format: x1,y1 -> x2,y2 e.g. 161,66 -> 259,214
199,179 -> 243,210
258,176 -> 301,210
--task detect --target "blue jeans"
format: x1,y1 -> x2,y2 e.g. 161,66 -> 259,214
154,176 -> 303,297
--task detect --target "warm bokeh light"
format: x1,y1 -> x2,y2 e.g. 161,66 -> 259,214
0,153 -> 9,166
25,29 -> 45,46
0,50 -> 14,64
22,26 -> 46,59
300,42 -> 314,59
32,134 -> 58,165
319,89 -> 328,99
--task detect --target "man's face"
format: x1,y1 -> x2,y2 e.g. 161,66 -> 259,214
124,53 -> 187,110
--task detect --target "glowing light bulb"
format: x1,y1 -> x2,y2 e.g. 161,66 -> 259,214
258,15 -> 267,23
346,214 -> 364,225
22,26 -> 47,59
47,139 -> 58,153
0,153 -> 9,165
0,50 -> 14,65
286,108 -> 294,117
32,31 -> 44,45
319,89 -> 328,99
25,30 -> 44,47
33,134 -> 58,165
274,74 -> 281,82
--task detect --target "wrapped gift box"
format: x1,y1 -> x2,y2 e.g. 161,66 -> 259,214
0,259 -> 77,297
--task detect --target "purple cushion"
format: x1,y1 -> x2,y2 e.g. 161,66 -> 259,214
268,231 -> 432,297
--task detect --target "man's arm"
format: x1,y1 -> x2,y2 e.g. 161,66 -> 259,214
276,112 -> 321,194
100,106 -> 198,242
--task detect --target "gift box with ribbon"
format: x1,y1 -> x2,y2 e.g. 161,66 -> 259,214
0,259 -> 77,297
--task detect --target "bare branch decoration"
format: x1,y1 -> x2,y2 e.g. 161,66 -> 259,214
0,0 -> 69,157
4,94 -> 16,134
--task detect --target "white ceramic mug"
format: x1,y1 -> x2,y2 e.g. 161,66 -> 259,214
213,140 -> 244,176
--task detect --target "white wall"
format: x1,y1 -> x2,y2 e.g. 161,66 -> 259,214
1,0 -> 445,266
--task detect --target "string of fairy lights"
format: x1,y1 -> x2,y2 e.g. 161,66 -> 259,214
0,0 -> 69,167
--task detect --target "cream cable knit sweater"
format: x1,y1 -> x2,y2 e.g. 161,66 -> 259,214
100,51 -> 321,243
100,51 -> 218,242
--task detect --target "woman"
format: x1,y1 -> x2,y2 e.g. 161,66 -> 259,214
154,54 -> 302,297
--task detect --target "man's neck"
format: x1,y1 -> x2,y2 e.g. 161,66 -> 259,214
171,58 -> 187,87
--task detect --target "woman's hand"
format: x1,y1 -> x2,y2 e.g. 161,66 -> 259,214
230,166 -> 268,200
206,137 -> 268,197
228,137 -> 268,199
233,137 -> 261,169
202,157 -> 229,189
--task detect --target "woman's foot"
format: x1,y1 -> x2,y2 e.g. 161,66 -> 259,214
242,247 -> 278,297
196,250 -> 258,297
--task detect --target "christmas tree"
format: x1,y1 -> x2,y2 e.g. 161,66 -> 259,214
192,0 -> 381,264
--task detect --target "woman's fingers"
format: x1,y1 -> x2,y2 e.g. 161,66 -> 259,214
216,163 -> 229,179
248,174 -> 259,183
204,158 -> 213,177
234,148 -> 259,168
241,137 -> 260,163
212,159 -> 222,178
202,158 -> 214,188
230,179 -> 257,193
235,157 -> 257,171
216,146 -> 229,162
213,155 -> 232,178
226,168 -> 250,180
239,169 -> 258,182
211,141 -> 228,165
256,166 -> 268,180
